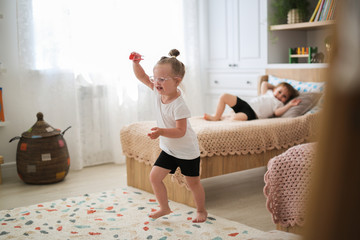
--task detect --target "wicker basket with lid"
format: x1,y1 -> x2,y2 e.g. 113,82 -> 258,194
10,112 -> 71,184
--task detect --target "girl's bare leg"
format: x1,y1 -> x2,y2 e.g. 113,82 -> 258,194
204,93 -> 238,121
149,166 -> 172,218
185,176 -> 208,223
231,112 -> 248,121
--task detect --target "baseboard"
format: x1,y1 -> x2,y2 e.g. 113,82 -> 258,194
2,161 -> 17,180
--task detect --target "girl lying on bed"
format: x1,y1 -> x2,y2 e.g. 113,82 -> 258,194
204,81 -> 301,121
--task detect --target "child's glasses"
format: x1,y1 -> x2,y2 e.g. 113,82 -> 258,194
149,76 -> 172,83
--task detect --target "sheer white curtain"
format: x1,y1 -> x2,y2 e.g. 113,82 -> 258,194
16,0 -> 203,169
182,0 -> 204,115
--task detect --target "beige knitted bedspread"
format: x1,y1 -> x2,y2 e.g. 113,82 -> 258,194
120,113 -> 319,187
264,143 -> 316,228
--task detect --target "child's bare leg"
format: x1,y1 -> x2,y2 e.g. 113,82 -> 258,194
185,176 -> 208,223
149,166 -> 172,218
204,93 -> 238,121
231,112 -> 248,121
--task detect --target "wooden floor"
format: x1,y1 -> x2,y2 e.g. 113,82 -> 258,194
0,163 -> 275,231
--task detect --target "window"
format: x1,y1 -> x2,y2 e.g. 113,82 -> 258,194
30,0 -> 184,72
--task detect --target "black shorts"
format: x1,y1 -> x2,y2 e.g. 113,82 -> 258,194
231,97 -> 257,120
154,151 -> 200,177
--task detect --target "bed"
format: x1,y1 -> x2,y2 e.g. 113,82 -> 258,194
120,68 -> 326,207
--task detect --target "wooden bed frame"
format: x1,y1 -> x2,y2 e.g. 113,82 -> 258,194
126,68 -> 327,208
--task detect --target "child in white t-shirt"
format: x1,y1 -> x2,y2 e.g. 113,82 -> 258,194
204,81 -> 301,121
131,49 -> 207,223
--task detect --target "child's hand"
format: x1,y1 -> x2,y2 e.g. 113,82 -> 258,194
129,52 -> 143,62
148,127 -> 162,139
289,98 -> 302,106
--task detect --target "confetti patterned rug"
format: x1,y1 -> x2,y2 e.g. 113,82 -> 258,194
0,187 -> 299,240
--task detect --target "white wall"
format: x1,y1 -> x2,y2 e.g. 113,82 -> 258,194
0,0 -> 80,179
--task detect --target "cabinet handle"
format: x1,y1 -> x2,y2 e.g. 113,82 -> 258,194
246,81 -> 251,85
214,80 -> 219,84
228,64 -> 233,67
233,64 -> 238,67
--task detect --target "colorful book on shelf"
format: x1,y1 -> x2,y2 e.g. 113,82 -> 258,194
0,87 -> 5,122
309,0 -> 322,22
320,0 -> 329,21
315,0 -> 325,21
330,0 -> 337,20
326,0 -> 334,20
324,0 -> 333,20
321,0 -> 332,21
318,0 -> 326,21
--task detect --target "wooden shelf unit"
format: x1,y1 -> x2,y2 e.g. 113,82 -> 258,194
290,54 -> 309,58
289,47 -> 318,64
270,20 -> 335,31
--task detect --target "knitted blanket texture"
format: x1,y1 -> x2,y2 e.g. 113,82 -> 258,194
264,143 -> 316,227
120,113 -> 319,188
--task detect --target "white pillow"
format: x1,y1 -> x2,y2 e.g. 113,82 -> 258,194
268,75 -> 325,93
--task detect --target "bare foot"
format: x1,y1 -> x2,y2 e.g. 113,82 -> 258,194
204,114 -> 220,121
149,208 -> 171,219
192,210 -> 208,223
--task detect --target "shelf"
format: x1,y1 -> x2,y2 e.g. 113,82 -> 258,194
270,20 -> 336,31
290,54 -> 309,58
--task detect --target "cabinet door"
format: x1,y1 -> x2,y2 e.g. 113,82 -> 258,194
234,0 -> 267,68
204,0 -> 267,69
206,0 -> 234,69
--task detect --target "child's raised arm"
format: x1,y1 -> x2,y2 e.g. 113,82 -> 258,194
260,81 -> 275,95
131,52 -> 154,90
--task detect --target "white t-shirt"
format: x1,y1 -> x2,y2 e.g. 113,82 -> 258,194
154,89 -> 200,160
248,90 -> 284,119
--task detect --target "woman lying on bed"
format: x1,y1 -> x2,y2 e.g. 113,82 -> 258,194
204,81 -> 301,121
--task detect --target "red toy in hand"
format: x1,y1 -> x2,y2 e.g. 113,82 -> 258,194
129,52 -> 143,61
